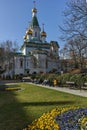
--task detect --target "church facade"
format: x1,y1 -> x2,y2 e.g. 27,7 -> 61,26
1,5 -> 60,78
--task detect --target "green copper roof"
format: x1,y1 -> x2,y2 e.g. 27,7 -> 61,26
31,16 -> 39,27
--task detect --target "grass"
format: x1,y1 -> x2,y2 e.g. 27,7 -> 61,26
0,83 -> 87,130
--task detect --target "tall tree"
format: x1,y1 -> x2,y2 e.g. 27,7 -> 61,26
63,37 -> 87,68
60,0 -> 87,70
60,0 -> 87,41
0,40 -> 19,73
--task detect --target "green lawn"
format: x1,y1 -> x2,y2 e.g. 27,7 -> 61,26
0,83 -> 87,130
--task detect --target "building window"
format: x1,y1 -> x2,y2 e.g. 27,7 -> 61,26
27,70 -> 29,74
20,59 -> 23,68
46,59 -> 48,68
27,61 -> 28,67
32,57 -> 37,68
35,32 -> 37,37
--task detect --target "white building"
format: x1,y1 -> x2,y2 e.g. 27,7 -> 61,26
1,4 -> 61,78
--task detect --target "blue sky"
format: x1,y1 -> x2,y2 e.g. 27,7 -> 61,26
0,0 -> 67,49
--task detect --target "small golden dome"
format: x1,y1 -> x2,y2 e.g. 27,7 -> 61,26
27,29 -> 32,35
32,8 -> 37,13
23,35 -> 27,40
41,31 -> 47,37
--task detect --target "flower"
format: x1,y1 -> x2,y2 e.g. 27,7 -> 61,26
23,106 -> 87,130
81,117 -> 87,130
55,108 -> 87,130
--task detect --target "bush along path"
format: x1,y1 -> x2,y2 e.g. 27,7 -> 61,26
30,73 -> 87,89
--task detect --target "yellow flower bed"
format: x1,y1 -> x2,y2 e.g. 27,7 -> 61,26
81,117 -> 87,129
5,87 -> 21,91
23,106 -> 79,130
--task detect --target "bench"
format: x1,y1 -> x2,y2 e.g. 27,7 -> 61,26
66,82 -> 87,90
82,83 -> 87,90
22,77 -> 32,82
66,81 -> 76,88
84,83 -> 87,86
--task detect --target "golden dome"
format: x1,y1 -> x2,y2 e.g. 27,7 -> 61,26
41,31 -> 47,37
27,29 -> 33,35
23,35 -> 27,40
32,8 -> 37,13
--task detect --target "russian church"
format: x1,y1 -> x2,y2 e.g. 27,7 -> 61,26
14,4 -> 60,76
1,3 -> 60,78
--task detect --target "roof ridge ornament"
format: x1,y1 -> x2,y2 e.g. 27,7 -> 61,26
42,23 -> 45,32
32,0 -> 37,13
33,0 -> 36,8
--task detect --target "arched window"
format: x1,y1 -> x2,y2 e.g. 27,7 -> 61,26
27,61 -> 28,67
46,59 -> 48,68
35,32 -> 37,37
20,59 -> 23,68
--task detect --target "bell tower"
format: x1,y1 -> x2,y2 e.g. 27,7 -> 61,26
30,1 -> 41,41
41,24 -> 47,43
